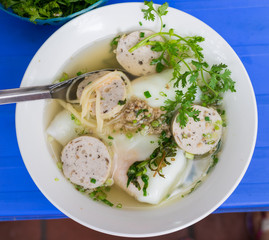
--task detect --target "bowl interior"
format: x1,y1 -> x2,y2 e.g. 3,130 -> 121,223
16,2 -> 257,237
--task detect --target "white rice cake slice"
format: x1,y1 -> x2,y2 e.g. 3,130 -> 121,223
46,110 -> 78,146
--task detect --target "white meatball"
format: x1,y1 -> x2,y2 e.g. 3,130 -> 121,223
172,105 -> 222,155
116,30 -> 164,76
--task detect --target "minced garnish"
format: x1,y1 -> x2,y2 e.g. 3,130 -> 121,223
59,72 -> 68,82
108,136 -> 114,140
151,120 -> 159,128
90,178 -> 96,184
136,108 -> 148,117
71,114 -> 81,125
57,161 -> 63,170
116,203 -> 122,208
89,186 -> 114,207
159,91 -> 167,97
144,91 -> 151,98
118,99 -> 127,105
126,132 -> 133,139
185,152 -> 194,160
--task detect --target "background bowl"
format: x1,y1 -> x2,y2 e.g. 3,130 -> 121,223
0,0 -> 107,25
15,2 -> 257,237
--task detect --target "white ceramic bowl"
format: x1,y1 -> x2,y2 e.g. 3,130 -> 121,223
16,2 -> 257,237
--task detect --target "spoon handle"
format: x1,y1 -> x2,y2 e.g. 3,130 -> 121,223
0,85 -> 52,105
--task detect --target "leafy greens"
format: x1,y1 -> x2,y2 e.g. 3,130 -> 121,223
0,0 -> 100,21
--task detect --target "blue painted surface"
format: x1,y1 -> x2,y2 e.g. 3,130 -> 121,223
0,0 -> 268,220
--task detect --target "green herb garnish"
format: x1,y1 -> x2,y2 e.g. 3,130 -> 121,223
75,184 -> 86,193
57,161 -> 63,170
162,85 -> 200,127
140,32 -> 145,38
89,186 -> 114,207
126,132 -> 133,139
71,114 -> 81,125
151,120 -> 159,128
90,178 -> 96,184
144,91 -> 151,98
108,135 -> 114,140
59,72 -> 69,82
116,203 -> 122,208
111,35 -> 121,47
136,108 -> 148,117
0,0 -> 100,22
159,91 -> 167,97
118,99 -> 127,105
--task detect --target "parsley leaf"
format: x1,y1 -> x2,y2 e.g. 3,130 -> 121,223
142,1 -> 156,21
157,2 -> 168,16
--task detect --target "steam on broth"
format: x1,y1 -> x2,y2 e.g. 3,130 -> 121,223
46,2 -> 235,209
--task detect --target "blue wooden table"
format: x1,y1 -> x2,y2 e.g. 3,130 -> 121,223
0,0 -> 268,220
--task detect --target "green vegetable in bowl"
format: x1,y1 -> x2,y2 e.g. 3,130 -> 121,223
0,0 -> 100,21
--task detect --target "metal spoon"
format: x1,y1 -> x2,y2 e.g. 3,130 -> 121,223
0,69 -> 132,105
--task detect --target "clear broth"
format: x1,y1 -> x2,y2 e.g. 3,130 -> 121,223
46,38 -> 214,209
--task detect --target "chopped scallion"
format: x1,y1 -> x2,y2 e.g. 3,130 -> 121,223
144,91 -> 151,98
126,133 -> 133,139
116,203 -> 122,208
136,109 -> 148,117
205,116 -> 210,121
159,91 -> 167,97
57,161 -> 63,170
59,72 -> 68,82
185,152 -> 194,160
151,120 -> 159,128
118,99 -> 127,105
90,178 -> 96,184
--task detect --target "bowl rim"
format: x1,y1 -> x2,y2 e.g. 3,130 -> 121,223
15,2 -> 258,237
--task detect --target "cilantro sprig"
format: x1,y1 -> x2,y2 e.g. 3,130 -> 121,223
142,1 -> 168,31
